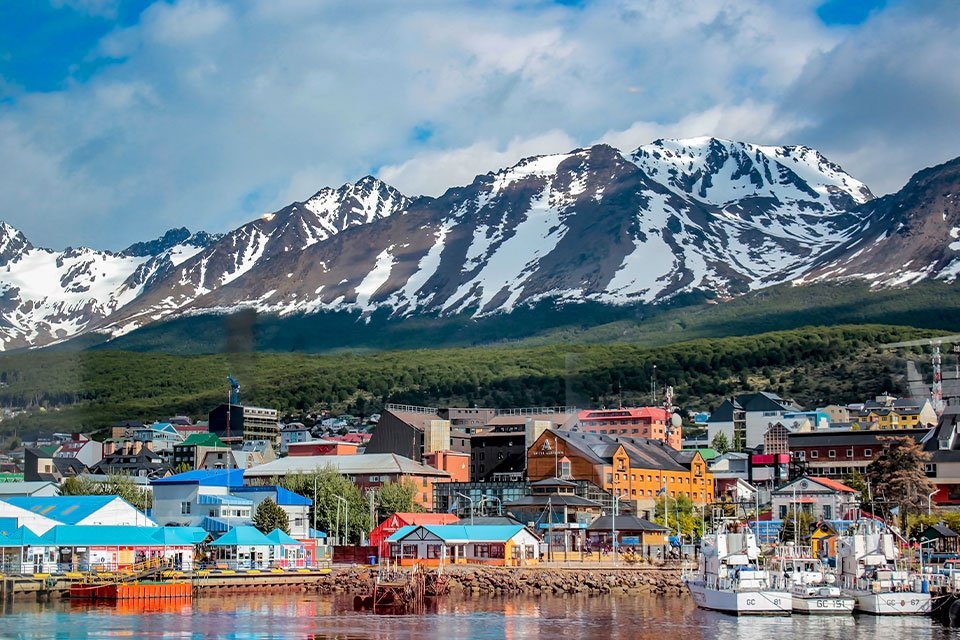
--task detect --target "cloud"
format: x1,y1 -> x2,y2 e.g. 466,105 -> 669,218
0,0 -> 955,250
379,130 -> 579,196
775,0 -> 960,193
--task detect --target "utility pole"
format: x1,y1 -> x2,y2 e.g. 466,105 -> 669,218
612,492 -> 619,564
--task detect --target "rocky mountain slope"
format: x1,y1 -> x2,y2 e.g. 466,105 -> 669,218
1,137 -> 957,351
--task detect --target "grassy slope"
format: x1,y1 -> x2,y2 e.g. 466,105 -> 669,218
54,281 -> 960,355
0,324 -> 937,437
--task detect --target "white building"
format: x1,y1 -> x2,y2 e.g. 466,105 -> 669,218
1,496 -> 155,529
707,392 -> 801,450
771,476 -> 860,521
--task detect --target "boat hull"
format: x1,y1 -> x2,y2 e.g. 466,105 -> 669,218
846,591 -> 931,615
686,580 -> 791,615
791,595 -> 855,614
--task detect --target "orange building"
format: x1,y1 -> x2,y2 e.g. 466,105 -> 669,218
577,407 -> 681,450
424,450 -> 471,483
527,430 -> 713,514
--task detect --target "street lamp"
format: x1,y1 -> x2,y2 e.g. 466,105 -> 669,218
612,492 -> 621,564
334,495 -> 349,545
928,491 -> 938,517
456,492 -> 477,525
480,495 -> 502,516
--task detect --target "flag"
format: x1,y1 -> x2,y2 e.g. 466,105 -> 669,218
890,506 -> 900,516
656,485 -> 667,496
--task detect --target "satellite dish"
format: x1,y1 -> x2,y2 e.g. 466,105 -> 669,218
671,413 -> 682,428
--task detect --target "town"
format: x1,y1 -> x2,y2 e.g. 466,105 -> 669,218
0,362 -> 958,614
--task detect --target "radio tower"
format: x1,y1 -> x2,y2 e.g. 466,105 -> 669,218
933,341 -> 945,415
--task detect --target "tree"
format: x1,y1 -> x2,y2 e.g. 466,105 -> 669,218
780,508 -> 815,545
654,494 -> 703,540
866,435 -> 936,533
276,468 -> 371,544
842,470 -> 872,511
252,498 -> 290,535
59,473 -> 152,512
711,432 -> 730,455
375,480 -> 423,520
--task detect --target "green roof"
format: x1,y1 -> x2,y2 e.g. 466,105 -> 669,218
696,448 -> 719,460
179,433 -> 226,448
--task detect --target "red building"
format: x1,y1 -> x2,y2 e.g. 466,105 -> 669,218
577,408 -> 681,450
787,428 -> 927,478
287,440 -> 360,457
368,512 -> 459,558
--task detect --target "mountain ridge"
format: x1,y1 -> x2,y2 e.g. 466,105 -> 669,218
1,136 -> 957,351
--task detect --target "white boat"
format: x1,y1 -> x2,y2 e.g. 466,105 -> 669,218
771,543 -> 854,614
684,519 -> 791,615
836,519 -> 931,615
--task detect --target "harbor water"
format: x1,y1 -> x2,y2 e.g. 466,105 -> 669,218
0,592 -> 951,639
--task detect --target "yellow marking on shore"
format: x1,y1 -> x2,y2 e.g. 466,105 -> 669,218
32,573 -> 50,579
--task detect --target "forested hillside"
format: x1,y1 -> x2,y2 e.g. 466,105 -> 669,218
0,324 -> 934,439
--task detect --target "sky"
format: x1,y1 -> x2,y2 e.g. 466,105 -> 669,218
0,0 -> 958,251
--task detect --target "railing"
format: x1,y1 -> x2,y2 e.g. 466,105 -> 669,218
496,407 -> 578,416
384,404 -> 438,414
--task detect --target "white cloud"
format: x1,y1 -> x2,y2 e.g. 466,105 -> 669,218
0,0 -> 956,250
379,130 -> 579,196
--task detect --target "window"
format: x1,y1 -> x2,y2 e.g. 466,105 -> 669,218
475,544 -> 490,558
846,448 -> 854,458
828,450 -> 836,459
779,505 -> 787,519
810,451 -> 818,459
560,460 -> 571,478
864,448 -> 873,457
823,504 -> 832,519
426,544 -> 442,559
490,544 -> 505,559
181,502 -> 191,515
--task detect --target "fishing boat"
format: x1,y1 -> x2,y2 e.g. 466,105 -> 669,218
771,542 -> 854,614
836,519 -> 930,615
684,515 -> 791,615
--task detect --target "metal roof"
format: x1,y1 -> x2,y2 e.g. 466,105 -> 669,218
2,496 -> 140,525
152,469 -> 245,487
387,524 -> 529,543
209,525 -> 275,547
233,486 -> 312,507
586,515 -> 668,532
265,529 -> 303,546
38,525 -> 193,547
243,454 -> 449,478
0,482 -> 58,496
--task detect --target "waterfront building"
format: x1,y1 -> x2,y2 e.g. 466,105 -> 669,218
265,528 -> 308,568
527,429 -> 714,516
0,501 -> 61,534
208,525 -> 282,570
369,512 -> 459,559
504,477 -> 603,554
386,524 -> 541,566
585,515 -> 669,551
2,495 -> 155,528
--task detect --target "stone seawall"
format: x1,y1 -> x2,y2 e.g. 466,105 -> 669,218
308,566 -> 685,597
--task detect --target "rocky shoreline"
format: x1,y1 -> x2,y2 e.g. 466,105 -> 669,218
310,566 -> 685,597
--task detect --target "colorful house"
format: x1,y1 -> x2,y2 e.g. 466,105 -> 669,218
41,525 -> 205,572
369,512 -> 459,559
387,524 -> 541,567
208,525 -> 276,570
265,529 -> 306,568
2,495 -> 155,528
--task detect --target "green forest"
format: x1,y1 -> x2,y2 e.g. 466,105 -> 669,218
0,323 -> 937,439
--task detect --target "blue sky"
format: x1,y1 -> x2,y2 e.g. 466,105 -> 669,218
0,0 -> 957,250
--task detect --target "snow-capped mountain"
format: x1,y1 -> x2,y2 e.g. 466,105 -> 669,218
0,224 -> 218,349
800,155 -> 960,286
1,136 -> 956,351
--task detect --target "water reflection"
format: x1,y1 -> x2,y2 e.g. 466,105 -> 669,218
0,593 -> 953,639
